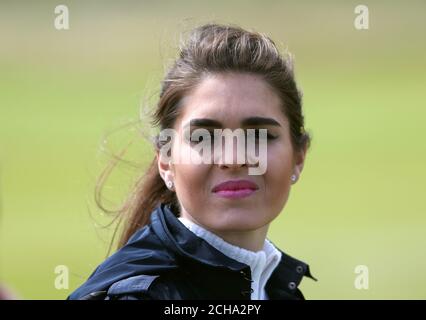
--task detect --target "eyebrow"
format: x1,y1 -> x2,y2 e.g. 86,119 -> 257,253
184,117 -> 282,129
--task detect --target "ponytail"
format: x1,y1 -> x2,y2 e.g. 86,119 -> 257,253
115,156 -> 179,248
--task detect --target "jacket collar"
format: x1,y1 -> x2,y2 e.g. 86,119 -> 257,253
151,203 -> 317,297
151,203 -> 251,271
69,202 -> 316,300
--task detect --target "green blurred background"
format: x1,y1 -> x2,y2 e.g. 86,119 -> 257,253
1,0 -> 425,299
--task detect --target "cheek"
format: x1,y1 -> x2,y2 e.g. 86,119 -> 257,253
174,163 -> 213,223
174,163 -> 207,190
171,142 -> 211,209
264,144 -> 293,204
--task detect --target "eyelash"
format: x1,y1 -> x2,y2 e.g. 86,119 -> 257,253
189,130 -> 277,144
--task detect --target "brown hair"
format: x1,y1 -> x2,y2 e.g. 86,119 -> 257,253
96,23 -> 311,251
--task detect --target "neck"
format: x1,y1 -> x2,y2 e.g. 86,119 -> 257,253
179,214 -> 269,252
210,226 -> 269,252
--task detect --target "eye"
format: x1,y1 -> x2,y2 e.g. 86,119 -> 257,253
248,129 -> 277,141
189,130 -> 213,144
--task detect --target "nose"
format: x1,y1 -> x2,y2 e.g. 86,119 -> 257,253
215,136 -> 248,170
218,160 -> 246,170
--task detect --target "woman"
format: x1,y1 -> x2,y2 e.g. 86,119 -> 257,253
68,23 -> 317,300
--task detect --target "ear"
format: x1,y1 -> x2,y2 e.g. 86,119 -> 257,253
292,144 -> 308,180
157,150 -> 174,185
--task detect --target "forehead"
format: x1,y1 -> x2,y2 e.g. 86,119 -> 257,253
177,72 -> 287,126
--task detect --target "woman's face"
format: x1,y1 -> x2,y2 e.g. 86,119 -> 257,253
158,72 -> 306,234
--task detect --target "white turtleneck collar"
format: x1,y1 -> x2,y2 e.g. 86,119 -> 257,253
178,216 -> 282,300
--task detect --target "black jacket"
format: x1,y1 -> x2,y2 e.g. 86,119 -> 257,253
68,203 -> 317,300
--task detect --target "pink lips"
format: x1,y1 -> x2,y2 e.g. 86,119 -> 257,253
212,179 -> 259,199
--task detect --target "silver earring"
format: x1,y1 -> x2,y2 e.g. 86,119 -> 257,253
291,175 -> 297,182
166,180 -> 174,190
